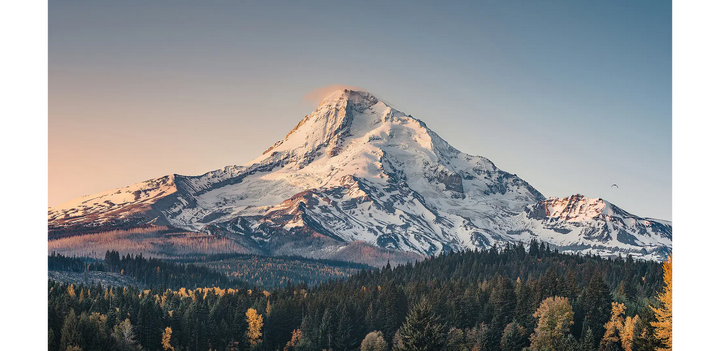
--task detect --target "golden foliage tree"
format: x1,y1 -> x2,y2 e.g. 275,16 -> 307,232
650,254 -> 672,351
601,302 -> 639,351
283,329 -> 302,351
529,296 -> 574,351
246,308 -> 264,346
161,326 -> 174,351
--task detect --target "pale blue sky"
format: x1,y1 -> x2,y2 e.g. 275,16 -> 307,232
50,1 -> 671,220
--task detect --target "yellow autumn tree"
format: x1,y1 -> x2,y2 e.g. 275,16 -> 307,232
283,329 -> 302,351
246,308 -> 264,346
601,302 -> 639,351
650,254 -> 672,351
529,296 -> 574,351
161,327 -> 174,351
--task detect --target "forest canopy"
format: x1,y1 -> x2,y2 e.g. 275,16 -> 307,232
48,242 -> 670,351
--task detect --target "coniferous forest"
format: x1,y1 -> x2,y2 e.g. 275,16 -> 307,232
48,241 -> 672,351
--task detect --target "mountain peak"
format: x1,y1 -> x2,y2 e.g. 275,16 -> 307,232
318,89 -> 379,108
256,89 -> 407,162
49,89 -> 671,262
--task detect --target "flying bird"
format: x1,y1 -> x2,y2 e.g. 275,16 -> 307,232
611,184 -> 619,188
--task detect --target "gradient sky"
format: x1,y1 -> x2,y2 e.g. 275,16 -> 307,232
49,1 -> 671,220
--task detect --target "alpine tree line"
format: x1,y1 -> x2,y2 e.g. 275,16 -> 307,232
48,241 -> 672,350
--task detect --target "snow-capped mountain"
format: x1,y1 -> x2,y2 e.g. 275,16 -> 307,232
49,89 -> 671,261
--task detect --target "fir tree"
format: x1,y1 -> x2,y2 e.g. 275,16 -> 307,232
393,298 -> 446,351
577,272 -> 612,346
579,327 -> 596,351
489,276 -> 517,344
500,321 -> 526,351
137,296 -> 163,350
59,309 -> 81,351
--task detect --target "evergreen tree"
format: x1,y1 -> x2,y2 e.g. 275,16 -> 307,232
59,309 -> 81,351
333,302 -> 360,351
77,312 -> 110,351
49,327 -> 57,351
137,296 -> 163,350
393,298 -> 446,351
500,321 -> 526,351
378,283 -> 408,343
489,276 -> 517,344
579,327 -> 596,351
577,272 -> 612,345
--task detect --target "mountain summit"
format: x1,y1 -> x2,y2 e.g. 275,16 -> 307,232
49,89 -> 671,261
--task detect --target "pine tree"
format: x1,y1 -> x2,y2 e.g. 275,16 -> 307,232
489,277 -> 517,344
60,309 -> 81,351
137,296 -> 162,350
49,327 -> 57,351
333,302 -> 360,351
500,321 -> 526,351
579,327 -> 596,351
379,283 -> 408,342
77,312 -> 110,351
650,255 -> 671,351
393,298 -> 446,351
577,272 -> 612,346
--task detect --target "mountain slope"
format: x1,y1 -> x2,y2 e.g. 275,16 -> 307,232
49,89 -> 671,261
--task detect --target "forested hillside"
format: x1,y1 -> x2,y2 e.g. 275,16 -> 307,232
49,252 -> 370,289
48,242 -> 672,351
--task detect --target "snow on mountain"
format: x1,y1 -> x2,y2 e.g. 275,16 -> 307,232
48,89 -> 671,261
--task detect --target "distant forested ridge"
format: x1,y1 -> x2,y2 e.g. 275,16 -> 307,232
49,251 -> 370,289
49,251 -> 244,290
48,242 -> 670,351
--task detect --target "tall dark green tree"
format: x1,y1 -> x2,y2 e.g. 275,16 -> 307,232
393,298 -> 446,351
378,283 -> 408,343
576,272 -> 612,345
137,296 -> 163,350
489,276 -> 517,343
59,309 -> 81,351
181,300 -> 201,351
77,312 -> 111,351
333,302 -> 361,351
500,321 -> 526,351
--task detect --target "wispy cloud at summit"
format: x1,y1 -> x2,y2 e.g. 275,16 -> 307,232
302,84 -> 367,104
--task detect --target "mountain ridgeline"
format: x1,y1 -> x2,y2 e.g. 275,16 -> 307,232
48,89 -> 671,262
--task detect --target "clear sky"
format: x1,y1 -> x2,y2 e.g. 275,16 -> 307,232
49,1 -> 671,220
